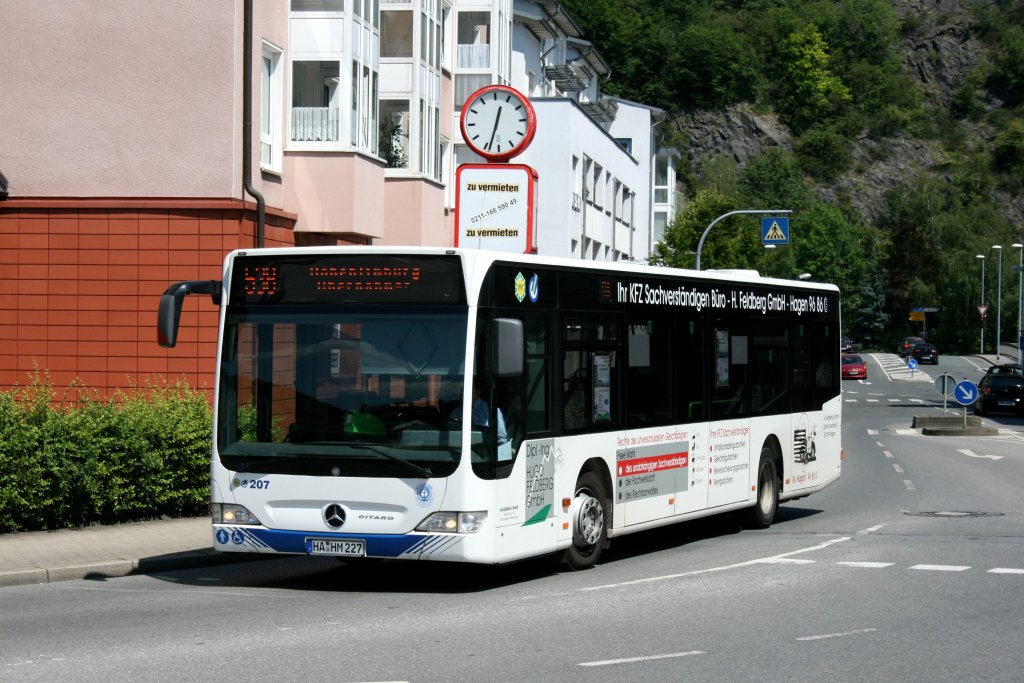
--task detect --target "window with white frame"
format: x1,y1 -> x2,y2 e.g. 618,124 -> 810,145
583,156 -> 593,205
441,2 -> 452,71
291,0 -> 344,11
456,11 -> 490,69
654,211 -> 668,243
592,163 -> 603,209
381,9 -> 413,57
289,0 -> 377,154
380,100 -> 409,168
572,155 -> 581,212
261,42 -> 283,172
613,179 -> 621,223
292,60 -> 340,143
655,156 -> 669,204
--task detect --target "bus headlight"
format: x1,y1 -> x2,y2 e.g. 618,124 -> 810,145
212,503 -> 262,526
416,511 -> 487,533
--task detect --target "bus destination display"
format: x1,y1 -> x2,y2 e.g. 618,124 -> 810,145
229,255 -> 465,306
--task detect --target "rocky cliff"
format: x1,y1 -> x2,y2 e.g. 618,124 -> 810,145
672,0 -> 1023,229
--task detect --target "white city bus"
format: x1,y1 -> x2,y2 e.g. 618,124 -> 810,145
158,247 -> 841,569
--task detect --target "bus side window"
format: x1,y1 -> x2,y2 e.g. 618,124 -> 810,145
679,314 -> 705,421
711,318 -> 748,420
563,367 -> 588,430
561,316 -> 622,431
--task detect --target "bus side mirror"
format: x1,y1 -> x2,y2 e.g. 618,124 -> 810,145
495,318 -> 524,377
157,280 -> 222,348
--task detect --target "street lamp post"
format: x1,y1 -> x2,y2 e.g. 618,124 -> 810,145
993,245 -> 1003,359
1013,243 -> 1023,372
977,254 -> 986,354
695,209 -> 792,271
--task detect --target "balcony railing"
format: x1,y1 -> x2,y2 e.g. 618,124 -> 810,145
291,107 -> 340,142
456,44 -> 490,69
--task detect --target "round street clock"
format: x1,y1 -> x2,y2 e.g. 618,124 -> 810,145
460,84 -> 537,162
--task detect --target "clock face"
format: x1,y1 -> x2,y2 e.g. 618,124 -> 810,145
460,85 -> 537,161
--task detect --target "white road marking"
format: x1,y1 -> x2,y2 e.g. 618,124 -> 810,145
580,537 -> 851,591
858,523 -> 887,534
893,463 -> 904,473
867,399 -> 879,403
796,628 -> 877,642
883,450 -> 894,459
756,558 -> 816,564
904,480 -> 916,491
867,429 -> 878,435
910,564 -> 970,572
837,561 -> 894,568
957,448 -> 1004,461
579,651 -> 705,667
989,568 -> 1024,574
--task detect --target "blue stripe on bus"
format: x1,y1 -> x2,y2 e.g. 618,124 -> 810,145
216,526 -> 436,557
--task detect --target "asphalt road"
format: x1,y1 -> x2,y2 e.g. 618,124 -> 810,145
2,353 -> 1022,682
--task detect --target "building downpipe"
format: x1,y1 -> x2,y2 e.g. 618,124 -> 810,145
243,0 -> 266,248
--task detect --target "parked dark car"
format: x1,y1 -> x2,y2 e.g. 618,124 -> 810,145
840,336 -> 854,353
910,342 -> 938,364
898,336 -> 923,357
974,373 -> 1024,416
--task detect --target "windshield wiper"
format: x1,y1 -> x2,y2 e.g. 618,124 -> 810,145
300,441 -> 433,479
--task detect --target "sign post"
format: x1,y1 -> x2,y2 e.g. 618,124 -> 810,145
935,373 -> 956,414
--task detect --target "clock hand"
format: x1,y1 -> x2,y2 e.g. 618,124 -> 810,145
487,105 -> 502,151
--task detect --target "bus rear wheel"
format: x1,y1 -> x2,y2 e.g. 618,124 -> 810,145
564,471 -> 607,570
744,447 -> 779,529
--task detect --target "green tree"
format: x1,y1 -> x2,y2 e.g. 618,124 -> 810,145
775,24 -> 851,132
667,14 -> 759,109
795,125 -> 851,181
651,188 -> 746,269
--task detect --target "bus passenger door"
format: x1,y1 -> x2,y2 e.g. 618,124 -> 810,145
706,317 -> 751,509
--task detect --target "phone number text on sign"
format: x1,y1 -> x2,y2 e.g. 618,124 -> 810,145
469,197 -> 518,224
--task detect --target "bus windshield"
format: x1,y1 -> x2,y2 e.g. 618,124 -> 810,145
217,306 -> 469,478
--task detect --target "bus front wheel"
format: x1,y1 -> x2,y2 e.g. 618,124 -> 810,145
564,471 -> 608,570
744,448 -> 779,529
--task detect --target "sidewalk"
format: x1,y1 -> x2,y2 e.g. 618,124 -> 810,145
0,516 -> 239,588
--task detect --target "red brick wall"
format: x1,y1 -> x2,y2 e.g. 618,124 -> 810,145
0,199 -> 353,401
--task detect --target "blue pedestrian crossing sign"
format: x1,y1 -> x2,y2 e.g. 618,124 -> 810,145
761,216 -> 790,245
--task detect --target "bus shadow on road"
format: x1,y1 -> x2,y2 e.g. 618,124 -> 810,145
594,505 -> 824,567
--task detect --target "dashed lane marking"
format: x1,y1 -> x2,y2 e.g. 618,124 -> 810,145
837,561 -> 894,568
579,651 -> 705,667
910,564 -> 970,572
796,628 -> 878,642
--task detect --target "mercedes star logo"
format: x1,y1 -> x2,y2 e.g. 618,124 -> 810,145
324,504 -> 346,529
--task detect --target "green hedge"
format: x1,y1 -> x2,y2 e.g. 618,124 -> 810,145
0,374 -> 212,533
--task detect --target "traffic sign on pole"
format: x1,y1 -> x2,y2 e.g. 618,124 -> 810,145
760,216 -> 790,245
953,380 -> 979,406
